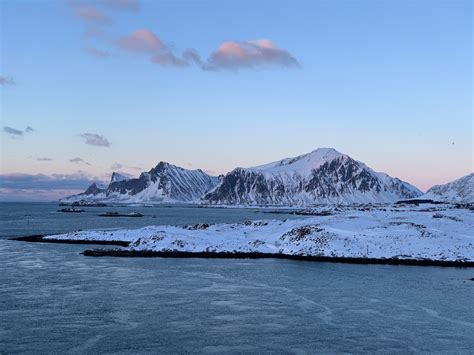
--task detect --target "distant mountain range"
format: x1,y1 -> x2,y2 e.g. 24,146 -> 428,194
422,172 -> 474,204
62,148 -> 429,205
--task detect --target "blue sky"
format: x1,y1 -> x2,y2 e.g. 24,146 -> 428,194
1,0 -> 472,200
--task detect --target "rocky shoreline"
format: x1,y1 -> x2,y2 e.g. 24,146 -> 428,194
10,235 -> 130,247
81,248 -> 474,267
10,235 -> 474,267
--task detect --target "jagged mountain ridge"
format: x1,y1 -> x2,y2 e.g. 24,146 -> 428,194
422,173 -> 474,203
204,148 -> 422,205
62,148 -> 423,205
62,162 -> 219,203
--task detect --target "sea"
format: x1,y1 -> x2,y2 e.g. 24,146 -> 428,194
1,202 -> 473,353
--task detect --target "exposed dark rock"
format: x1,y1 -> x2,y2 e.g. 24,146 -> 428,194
205,150 -> 421,205
10,235 -> 130,247
81,249 -> 474,267
58,208 -> 84,213
184,223 -> 210,230
72,201 -> 108,207
62,162 -> 218,203
395,199 -> 445,205
98,212 -> 144,217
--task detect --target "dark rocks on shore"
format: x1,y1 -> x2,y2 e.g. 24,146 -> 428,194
184,223 -> 210,230
11,235 -> 473,268
454,203 -> 474,211
10,235 -> 130,247
80,249 -> 474,267
98,212 -> 144,217
395,199 -> 445,205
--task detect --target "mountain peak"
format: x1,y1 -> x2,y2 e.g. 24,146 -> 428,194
110,172 -> 128,184
252,147 -> 344,175
309,147 -> 341,155
205,147 -> 421,205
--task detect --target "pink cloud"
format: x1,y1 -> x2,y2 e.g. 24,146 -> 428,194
117,29 -> 190,67
151,52 -> 189,67
206,39 -> 299,70
74,5 -> 111,24
117,29 -> 164,53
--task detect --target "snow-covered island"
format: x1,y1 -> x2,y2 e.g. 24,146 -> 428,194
40,203 -> 474,266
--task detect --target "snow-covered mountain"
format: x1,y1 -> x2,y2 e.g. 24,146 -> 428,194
422,173 -> 474,203
62,162 -> 219,203
110,172 -> 129,184
204,148 -> 422,205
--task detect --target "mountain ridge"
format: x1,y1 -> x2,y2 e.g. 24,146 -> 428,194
62,161 -> 219,203
62,148 -> 424,205
204,148 -> 422,205
422,173 -> 474,203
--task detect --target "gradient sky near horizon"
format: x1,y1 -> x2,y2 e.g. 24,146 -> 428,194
0,0 -> 472,201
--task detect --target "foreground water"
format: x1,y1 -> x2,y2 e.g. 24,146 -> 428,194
1,202 -> 473,353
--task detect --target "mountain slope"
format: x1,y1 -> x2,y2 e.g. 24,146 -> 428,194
204,148 -> 422,205
62,162 -> 219,203
422,173 -> 474,203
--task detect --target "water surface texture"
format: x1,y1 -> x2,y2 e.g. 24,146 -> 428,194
1,203 -> 473,353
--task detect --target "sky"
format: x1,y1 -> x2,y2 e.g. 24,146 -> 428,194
0,0 -> 472,201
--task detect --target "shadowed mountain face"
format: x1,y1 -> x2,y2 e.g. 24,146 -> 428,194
204,148 -> 422,205
62,162 -> 219,203
62,148 -> 422,205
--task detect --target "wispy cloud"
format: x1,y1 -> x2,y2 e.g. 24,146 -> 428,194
3,126 -> 23,136
206,39 -> 299,71
37,157 -> 53,162
3,126 -> 34,137
70,157 -> 91,165
73,5 -> 111,24
68,1 -> 299,72
117,28 -> 164,53
150,52 -> 189,67
84,46 -> 111,58
115,33 -> 299,70
117,28 -> 191,68
0,76 -> 15,85
79,133 -> 111,147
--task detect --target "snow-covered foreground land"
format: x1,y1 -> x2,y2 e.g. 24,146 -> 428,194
44,204 -> 474,263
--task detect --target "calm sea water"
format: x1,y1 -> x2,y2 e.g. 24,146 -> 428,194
1,202 -> 473,353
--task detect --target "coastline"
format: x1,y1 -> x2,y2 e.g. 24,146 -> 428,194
82,249 -> 474,267
9,235 -> 473,267
10,235 -> 130,247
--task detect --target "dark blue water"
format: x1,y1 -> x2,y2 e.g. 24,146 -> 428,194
1,202 -> 473,353
0,202 -> 299,238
